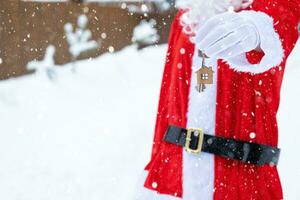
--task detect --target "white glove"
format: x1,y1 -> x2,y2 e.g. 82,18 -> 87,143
195,11 -> 260,59
213,0 -> 254,13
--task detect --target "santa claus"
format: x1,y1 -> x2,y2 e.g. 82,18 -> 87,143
136,0 -> 300,199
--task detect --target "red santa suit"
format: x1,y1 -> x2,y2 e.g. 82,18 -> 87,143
136,0 -> 300,199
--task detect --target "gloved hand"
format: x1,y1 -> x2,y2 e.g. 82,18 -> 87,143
213,0 -> 254,13
195,11 -> 260,59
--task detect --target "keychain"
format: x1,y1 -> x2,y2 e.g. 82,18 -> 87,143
195,50 -> 214,93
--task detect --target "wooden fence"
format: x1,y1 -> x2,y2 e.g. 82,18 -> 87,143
0,1 -> 176,80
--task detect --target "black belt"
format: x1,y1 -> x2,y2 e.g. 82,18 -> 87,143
164,125 -> 280,166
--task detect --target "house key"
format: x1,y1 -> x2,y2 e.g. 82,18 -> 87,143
195,50 -> 214,93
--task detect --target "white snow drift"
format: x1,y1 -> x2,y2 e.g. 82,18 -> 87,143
0,42 -> 299,199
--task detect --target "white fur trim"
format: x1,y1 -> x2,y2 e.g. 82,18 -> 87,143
134,171 -> 181,200
183,48 -> 217,200
135,50 -> 218,200
222,11 -> 284,74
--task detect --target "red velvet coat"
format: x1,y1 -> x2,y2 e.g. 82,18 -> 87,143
143,0 -> 300,199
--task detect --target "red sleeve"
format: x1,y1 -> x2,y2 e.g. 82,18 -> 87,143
246,0 -> 300,64
146,11 -> 185,162
288,0 -> 300,21
143,11 -> 194,196
145,10 -> 194,166
146,11 -> 181,162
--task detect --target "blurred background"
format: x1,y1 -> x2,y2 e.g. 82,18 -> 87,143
0,0 -> 176,79
0,0 -> 300,199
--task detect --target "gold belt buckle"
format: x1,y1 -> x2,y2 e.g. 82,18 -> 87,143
185,128 -> 204,154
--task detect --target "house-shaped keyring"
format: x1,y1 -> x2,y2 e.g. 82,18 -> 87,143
195,49 -> 214,92
196,66 -> 214,85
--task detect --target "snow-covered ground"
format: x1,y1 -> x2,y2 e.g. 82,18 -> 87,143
0,41 -> 299,200
278,40 -> 300,200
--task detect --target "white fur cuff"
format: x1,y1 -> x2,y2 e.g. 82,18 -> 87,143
223,10 -> 284,74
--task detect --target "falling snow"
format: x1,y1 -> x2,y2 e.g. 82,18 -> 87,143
0,40 -> 298,199
151,182 -> 158,189
249,132 -> 256,139
0,1 -> 299,199
108,46 -> 115,53
0,44 -> 166,200
180,47 -> 186,54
